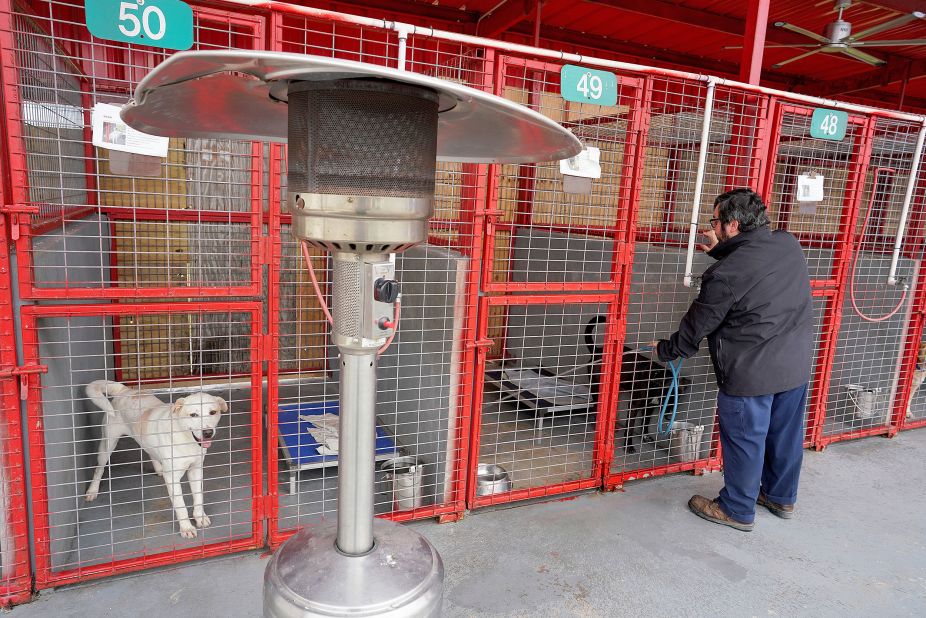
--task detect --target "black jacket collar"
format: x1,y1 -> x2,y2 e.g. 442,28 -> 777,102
707,226 -> 771,260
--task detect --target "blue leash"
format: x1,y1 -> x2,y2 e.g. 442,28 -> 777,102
630,345 -> 684,437
656,358 -> 683,436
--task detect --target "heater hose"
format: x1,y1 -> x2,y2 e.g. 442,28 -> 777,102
849,169 -> 907,323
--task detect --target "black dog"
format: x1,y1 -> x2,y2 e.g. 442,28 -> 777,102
584,316 -> 685,453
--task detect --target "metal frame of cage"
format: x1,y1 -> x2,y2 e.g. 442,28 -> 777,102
469,293 -> 622,506
0,2 -> 266,302
0,216 -> 33,604
0,0 -> 270,590
19,302 -> 264,588
0,0 -> 923,593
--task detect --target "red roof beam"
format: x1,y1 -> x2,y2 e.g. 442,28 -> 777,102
477,0 -> 535,39
803,57 -> 926,97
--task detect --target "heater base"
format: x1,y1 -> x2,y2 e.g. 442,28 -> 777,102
263,518 -> 444,617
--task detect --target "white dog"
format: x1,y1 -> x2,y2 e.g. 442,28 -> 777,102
84,380 -> 227,538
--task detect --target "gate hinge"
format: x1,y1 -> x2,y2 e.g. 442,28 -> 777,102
1,204 -> 40,241
0,363 -> 48,401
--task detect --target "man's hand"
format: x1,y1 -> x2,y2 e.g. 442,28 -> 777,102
698,229 -> 719,253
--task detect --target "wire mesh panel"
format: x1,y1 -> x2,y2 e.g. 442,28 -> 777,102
471,296 -> 618,506
269,234 -> 471,538
0,217 -> 32,606
605,77 -> 770,484
1,0 -> 264,300
0,378 -> 30,607
803,294 -> 834,446
900,166 -> 926,431
764,105 -> 871,285
481,57 -> 642,293
20,304 -> 262,587
819,118 -> 925,445
634,80 -> 769,246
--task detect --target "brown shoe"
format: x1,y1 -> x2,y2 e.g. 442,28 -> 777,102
687,495 -> 754,532
757,492 -> 795,519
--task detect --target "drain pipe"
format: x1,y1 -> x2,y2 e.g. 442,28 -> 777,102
683,77 -> 717,288
888,120 -> 926,286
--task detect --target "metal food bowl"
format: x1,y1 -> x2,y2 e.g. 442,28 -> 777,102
476,463 -> 512,496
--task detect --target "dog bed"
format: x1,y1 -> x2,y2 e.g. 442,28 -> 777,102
484,364 -> 596,431
277,401 -> 400,494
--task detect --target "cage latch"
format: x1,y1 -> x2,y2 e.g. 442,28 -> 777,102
466,338 -> 494,350
0,204 -> 40,241
0,364 -> 48,401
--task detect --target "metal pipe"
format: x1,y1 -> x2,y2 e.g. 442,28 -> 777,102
888,121 -> 926,286
336,351 -> 377,556
224,0 -> 925,123
684,77 -> 717,288
396,24 -> 411,71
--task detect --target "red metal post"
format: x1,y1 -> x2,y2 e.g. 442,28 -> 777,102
739,0 -> 770,86
0,215 -> 33,606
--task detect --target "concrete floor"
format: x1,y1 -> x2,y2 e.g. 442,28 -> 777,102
13,429 -> 926,617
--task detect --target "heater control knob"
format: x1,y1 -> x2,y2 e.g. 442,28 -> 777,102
374,278 -> 400,303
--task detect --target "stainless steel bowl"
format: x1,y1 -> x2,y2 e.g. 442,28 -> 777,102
476,463 -> 511,496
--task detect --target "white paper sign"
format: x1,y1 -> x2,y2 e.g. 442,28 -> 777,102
797,201 -> 819,215
563,175 -> 592,195
559,146 -> 601,179
91,103 -> 169,158
796,173 -> 825,202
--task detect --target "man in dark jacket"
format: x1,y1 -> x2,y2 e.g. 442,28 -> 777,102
656,188 -> 813,532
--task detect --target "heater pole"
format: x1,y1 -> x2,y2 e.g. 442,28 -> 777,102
336,350 -> 378,556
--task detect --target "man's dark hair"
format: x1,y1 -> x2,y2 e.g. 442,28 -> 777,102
714,188 -> 770,232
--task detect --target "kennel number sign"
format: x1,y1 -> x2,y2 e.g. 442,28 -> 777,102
810,108 -> 848,141
86,0 -> 194,50
560,65 -> 618,106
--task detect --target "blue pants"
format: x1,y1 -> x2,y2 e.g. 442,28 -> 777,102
715,384 -> 808,524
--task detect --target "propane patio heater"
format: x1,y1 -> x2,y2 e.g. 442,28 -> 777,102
122,50 -> 581,617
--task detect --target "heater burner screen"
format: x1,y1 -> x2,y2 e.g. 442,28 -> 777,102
333,257 -> 362,339
288,80 -> 439,198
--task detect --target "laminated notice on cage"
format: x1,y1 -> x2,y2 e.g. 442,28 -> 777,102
796,172 -> 825,202
92,103 -> 169,158
560,146 -> 601,179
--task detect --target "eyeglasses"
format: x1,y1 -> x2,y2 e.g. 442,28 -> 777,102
709,217 -> 721,226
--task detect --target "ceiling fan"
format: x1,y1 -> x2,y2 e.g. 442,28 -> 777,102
730,0 -> 926,68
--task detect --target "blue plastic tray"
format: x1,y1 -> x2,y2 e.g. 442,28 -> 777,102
278,401 -> 400,469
